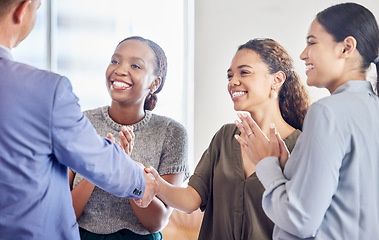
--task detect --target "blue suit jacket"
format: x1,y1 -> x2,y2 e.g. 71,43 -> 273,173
0,47 -> 145,239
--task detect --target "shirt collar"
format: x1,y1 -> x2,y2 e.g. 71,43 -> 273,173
333,80 -> 374,95
0,45 -> 13,61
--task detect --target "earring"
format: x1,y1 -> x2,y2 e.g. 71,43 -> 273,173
271,86 -> 278,99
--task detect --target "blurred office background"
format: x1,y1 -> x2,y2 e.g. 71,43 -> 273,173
13,0 -> 379,169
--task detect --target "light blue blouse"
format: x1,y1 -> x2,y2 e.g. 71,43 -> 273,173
256,81 -> 379,239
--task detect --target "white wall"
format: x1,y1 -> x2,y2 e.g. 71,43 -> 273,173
193,0 -> 379,163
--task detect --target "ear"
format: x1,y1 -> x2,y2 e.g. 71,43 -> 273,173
149,77 -> 162,93
340,36 -> 357,59
13,0 -> 31,24
272,71 -> 286,89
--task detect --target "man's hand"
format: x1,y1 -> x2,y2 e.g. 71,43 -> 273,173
133,166 -> 158,208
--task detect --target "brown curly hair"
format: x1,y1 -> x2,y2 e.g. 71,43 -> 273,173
238,38 -> 310,130
118,36 -> 168,111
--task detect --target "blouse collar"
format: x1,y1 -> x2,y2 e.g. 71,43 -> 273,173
333,80 -> 374,95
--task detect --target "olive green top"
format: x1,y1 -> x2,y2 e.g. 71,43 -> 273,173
188,124 -> 301,240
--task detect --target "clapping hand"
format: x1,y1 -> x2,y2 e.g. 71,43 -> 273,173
106,126 -> 134,155
234,113 -> 289,169
118,126 -> 134,155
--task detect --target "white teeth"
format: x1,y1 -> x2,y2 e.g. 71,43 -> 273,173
232,91 -> 247,98
112,81 -> 129,88
306,65 -> 314,71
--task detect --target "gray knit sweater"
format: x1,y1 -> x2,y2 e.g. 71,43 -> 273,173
73,106 -> 189,235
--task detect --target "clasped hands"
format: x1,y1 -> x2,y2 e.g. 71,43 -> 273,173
234,113 -> 289,170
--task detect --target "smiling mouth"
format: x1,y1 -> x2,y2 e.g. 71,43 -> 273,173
111,80 -> 132,90
231,90 -> 247,100
305,64 -> 314,74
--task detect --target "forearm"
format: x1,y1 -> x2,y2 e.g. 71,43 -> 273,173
71,179 -> 95,220
257,154 -> 338,238
156,180 -> 201,214
129,196 -> 173,233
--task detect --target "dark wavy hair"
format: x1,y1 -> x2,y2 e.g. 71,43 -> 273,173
238,38 -> 310,130
118,36 -> 168,110
316,3 -> 379,94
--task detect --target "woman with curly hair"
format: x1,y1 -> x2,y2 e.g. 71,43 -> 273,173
145,38 -> 310,240
236,3 -> 379,239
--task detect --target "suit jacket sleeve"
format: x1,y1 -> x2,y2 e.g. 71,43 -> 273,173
51,76 -> 145,199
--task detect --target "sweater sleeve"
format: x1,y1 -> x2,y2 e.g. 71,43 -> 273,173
157,119 -> 189,180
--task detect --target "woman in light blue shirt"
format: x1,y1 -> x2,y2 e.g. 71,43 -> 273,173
235,3 -> 379,239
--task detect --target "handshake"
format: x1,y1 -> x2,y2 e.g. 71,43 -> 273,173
133,164 -> 160,208
108,127 -> 164,208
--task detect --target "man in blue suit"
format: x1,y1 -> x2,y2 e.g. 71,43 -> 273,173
0,0 -> 158,239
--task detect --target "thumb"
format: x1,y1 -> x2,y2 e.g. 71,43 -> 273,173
144,166 -> 152,173
106,133 -> 116,143
146,166 -> 159,180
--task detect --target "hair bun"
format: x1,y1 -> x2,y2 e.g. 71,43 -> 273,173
144,93 -> 158,111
